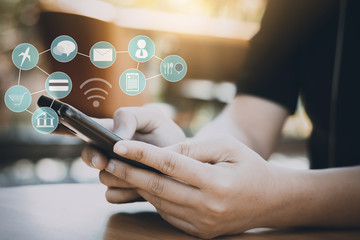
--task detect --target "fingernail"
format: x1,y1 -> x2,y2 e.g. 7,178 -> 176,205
92,155 -> 99,169
115,143 -> 128,155
106,160 -> 115,172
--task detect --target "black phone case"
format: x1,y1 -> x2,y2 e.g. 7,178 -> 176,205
38,95 -> 158,172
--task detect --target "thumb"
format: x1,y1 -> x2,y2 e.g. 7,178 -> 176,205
112,109 -> 137,140
92,118 -> 114,131
112,106 -> 167,140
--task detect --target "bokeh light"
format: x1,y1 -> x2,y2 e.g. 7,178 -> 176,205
35,158 -> 68,182
12,159 -> 35,180
70,157 -> 99,183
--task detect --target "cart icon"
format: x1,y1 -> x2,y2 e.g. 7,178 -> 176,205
9,92 -> 27,107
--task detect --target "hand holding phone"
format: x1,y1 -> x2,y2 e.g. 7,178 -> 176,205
37,95 -> 158,172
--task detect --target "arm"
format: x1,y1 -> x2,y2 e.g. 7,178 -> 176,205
198,96 -> 360,227
271,165 -> 360,228
195,94 -> 289,159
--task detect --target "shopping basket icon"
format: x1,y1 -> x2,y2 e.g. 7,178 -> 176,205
9,92 -> 27,106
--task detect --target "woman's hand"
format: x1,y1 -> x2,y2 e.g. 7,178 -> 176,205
81,106 -> 186,203
102,135 -> 292,238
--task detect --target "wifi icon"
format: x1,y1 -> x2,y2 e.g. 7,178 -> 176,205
80,78 -> 112,108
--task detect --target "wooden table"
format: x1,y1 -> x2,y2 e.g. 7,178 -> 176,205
0,184 -> 359,240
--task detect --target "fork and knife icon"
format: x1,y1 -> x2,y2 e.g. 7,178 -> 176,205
163,62 -> 174,74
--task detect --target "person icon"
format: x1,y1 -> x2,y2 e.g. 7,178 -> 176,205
128,35 -> 155,62
135,39 -> 148,59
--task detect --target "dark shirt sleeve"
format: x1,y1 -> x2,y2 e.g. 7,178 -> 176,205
236,0 -> 338,113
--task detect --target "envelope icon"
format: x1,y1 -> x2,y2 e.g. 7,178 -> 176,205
93,48 -> 113,62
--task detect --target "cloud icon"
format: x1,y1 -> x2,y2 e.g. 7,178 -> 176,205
52,40 -> 76,57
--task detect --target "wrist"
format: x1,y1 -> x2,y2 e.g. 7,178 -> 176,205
255,164 -> 312,228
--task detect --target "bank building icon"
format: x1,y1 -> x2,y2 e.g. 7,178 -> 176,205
36,112 -> 55,128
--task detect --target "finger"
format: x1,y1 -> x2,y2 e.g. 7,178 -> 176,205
113,140 -> 211,186
105,159 -> 201,206
91,118 -> 114,132
132,130 -> 184,148
112,107 -> 164,140
105,187 -> 143,204
166,137 -> 240,164
157,210 -> 199,238
112,108 -> 137,140
99,170 -> 135,188
81,145 -> 108,170
137,189 -> 193,223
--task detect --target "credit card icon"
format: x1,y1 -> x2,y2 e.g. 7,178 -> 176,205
49,79 -> 69,92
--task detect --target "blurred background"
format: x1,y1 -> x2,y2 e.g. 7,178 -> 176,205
0,0 -> 311,187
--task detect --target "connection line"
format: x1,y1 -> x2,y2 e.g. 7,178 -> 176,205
35,65 -> 50,76
39,49 -> 50,55
146,74 -> 162,81
136,62 -> 140,69
116,51 -> 128,54
31,89 -> 46,95
17,69 -> 22,85
154,55 -> 163,61
25,109 -> 34,115
77,52 -> 90,58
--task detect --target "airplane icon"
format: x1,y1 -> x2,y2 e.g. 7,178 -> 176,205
18,47 -> 31,66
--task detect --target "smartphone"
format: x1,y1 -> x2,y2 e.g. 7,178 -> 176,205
37,95 -> 157,172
